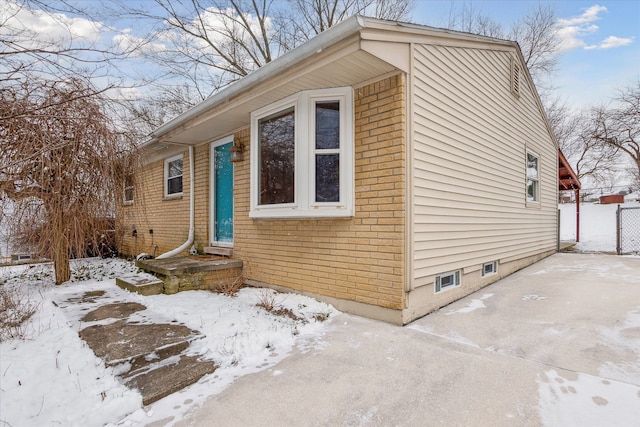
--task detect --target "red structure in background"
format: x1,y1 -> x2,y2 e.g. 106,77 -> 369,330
558,149 -> 582,242
600,194 -> 624,204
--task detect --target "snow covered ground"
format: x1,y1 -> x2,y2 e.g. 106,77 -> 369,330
0,259 -> 336,427
1,203 -> 638,426
559,201 -> 640,252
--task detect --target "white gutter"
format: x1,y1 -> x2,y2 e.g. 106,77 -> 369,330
156,145 -> 195,259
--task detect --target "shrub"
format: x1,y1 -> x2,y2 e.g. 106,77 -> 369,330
0,285 -> 40,342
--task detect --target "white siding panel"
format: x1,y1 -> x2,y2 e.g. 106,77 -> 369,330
411,44 -> 557,286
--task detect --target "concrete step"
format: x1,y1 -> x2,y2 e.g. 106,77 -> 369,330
116,273 -> 164,296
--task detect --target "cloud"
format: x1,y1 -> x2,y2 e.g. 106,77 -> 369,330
557,4 -> 607,26
585,35 -> 635,50
556,24 -> 599,51
556,4 -> 633,52
0,0 -> 104,49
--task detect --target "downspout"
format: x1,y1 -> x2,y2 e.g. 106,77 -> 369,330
156,145 -> 195,259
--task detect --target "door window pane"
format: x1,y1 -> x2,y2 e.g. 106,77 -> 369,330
259,107 -> 295,205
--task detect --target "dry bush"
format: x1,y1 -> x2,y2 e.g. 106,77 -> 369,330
210,271 -> 244,296
256,289 -> 301,321
0,286 -> 40,342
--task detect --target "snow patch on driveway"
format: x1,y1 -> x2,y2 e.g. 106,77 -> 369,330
445,293 -> 493,315
537,369 -> 640,426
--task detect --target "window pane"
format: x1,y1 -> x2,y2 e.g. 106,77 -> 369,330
124,187 -> 134,202
315,102 -> 340,150
316,154 -> 340,202
169,158 -> 182,178
527,153 -> 538,179
259,107 -> 295,205
527,179 -> 538,202
168,176 -> 182,194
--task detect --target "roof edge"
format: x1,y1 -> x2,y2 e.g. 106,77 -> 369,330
142,16 -> 366,147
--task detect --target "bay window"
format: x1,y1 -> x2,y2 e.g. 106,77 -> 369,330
250,88 -> 354,218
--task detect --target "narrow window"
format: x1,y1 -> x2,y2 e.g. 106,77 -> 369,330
123,174 -> 134,204
435,270 -> 461,293
258,107 -> 295,205
482,261 -> 498,277
526,151 -> 539,203
314,101 -> 340,203
165,155 -> 183,196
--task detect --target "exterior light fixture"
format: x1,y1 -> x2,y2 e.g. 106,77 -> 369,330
230,143 -> 244,162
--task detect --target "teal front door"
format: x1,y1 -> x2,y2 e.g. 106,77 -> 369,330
212,141 -> 233,244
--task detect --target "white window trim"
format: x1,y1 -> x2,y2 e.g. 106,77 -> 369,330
164,153 -> 183,198
434,270 -> 461,294
482,261 -> 498,277
526,149 -> 540,204
250,87 -> 354,218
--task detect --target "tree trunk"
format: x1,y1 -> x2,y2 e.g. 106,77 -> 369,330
52,235 -> 71,285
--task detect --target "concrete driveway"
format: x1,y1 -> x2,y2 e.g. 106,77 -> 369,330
177,253 -> 640,426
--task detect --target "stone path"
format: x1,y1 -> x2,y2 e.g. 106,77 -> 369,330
56,290 -> 216,405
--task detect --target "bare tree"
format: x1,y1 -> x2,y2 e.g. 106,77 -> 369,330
508,4 -> 560,91
445,1 -> 504,38
283,0 -> 414,47
590,82 -> 640,187
113,0 -> 413,104
0,79 -> 128,284
443,3 -> 560,91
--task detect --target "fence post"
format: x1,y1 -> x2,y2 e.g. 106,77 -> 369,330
616,204 -> 622,255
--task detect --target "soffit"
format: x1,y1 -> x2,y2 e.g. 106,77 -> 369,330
158,44 -> 398,146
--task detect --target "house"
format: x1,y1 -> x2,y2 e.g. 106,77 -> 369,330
118,16 -> 559,325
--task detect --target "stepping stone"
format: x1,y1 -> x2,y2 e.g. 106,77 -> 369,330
81,302 -> 146,322
79,320 -> 201,366
124,355 -> 217,405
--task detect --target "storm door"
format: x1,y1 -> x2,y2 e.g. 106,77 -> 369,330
210,138 -> 234,245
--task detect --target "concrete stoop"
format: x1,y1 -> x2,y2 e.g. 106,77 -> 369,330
117,255 -> 243,296
64,292 -> 216,406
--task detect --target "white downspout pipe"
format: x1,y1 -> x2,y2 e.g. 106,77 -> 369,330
156,145 -> 195,259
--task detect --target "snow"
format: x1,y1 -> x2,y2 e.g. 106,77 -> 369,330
444,293 -> 493,315
0,258 -> 337,427
537,369 -> 640,426
2,202 -> 638,426
559,201 -> 640,252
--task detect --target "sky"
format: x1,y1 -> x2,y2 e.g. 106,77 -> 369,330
413,1 -> 640,108
1,0 -> 638,108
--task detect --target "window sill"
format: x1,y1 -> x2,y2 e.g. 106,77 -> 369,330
249,207 -> 354,219
525,200 -> 541,209
123,200 -> 134,206
163,194 -> 183,201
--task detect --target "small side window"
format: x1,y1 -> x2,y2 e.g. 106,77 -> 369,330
526,150 -> 539,203
123,174 -> 134,205
164,154 -> 183,197
435,270 -> 461,293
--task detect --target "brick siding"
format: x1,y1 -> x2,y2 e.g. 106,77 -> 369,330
119,74 -> 406,310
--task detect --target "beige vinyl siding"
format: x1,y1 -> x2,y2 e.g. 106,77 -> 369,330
411,44 -> 557,287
